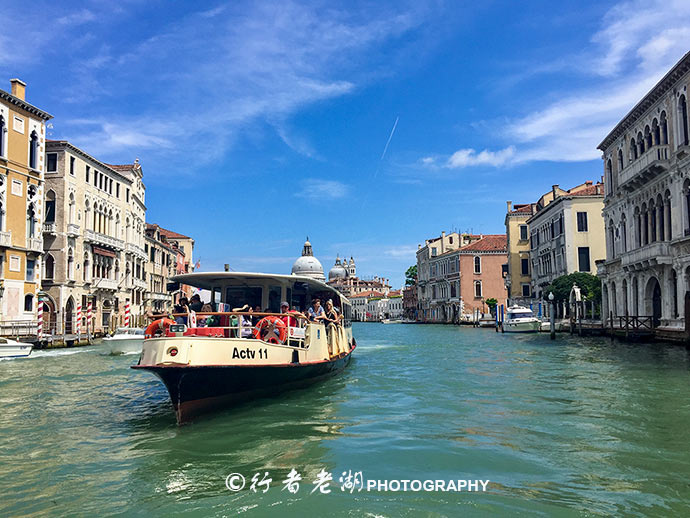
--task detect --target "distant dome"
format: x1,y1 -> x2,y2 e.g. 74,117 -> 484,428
291,238 -> 325,281
328,255 -> 347,280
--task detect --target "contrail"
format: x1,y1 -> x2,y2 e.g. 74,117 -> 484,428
380,116 -> 399,161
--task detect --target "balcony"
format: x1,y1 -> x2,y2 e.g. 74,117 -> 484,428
92,278 -> 118,291
0,231 -> 11,247
619,145 -> 670,192
147,291 -> 170,301
621,242 -> 672,271
43,223 -> 57,235
26,237 -> 43,252
84,229 -> 124,251
133,278 -> 147,290
67,223 -> 80,237
126,242 -> 147,259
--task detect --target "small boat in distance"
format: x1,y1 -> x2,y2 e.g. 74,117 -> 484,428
104,327 -> 145,355
132,272 -> 356,424
381,318 -> 403,324
0,338 -> 33,359
502,305 -> 540,333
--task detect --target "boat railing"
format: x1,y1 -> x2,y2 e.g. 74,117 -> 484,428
147,311 -> 344,349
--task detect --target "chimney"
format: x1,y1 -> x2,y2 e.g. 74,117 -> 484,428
552,184 -> 559,199
441,231 -> 446,253
507,201 -> 512,212
224,264 -> 230,272
10,78 -> 26,100
585,180 -> 592,186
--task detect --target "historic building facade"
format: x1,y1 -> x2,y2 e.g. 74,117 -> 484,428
504,201 -> 537,302
527,181 -> 605,301
41,140 -> 148,334
327,255 -> 392,297
597,51 -> 690,335
144,224 -> 178,313
0,79 -> 52,333
457,235 -> 508,315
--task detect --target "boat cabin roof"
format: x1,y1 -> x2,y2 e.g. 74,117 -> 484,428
170,272 -> 349,306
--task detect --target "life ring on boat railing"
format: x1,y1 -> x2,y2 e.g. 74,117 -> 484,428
253,316 -> 287,344
145,318 -> 175,339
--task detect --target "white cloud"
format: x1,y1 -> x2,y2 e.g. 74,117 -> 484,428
384,245 -> 418,258
425,0 -> 690,168
296,179 -> 350,200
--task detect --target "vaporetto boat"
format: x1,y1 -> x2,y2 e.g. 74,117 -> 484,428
501,305 -> 541,333
132,272 -> 356,424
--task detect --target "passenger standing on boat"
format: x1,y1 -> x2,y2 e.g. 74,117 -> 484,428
174,297 -> 189,325
189,294 -> 204,312
308,298 -> 325,322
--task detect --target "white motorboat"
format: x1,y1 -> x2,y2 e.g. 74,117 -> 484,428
0,338 -> 33,359
502,306 -> 540,333
104,327 -> 145,355
381,318 -> 403,324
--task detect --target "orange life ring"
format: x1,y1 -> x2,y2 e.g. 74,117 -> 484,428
252,316 -> 287,344
145,318 -> 175,339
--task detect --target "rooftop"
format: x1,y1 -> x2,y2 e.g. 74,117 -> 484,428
459,234 -> 507,253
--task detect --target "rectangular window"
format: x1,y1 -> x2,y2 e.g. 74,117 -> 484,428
521,284 -> 531,297
70,156 -> 75,175
47,153 -> 58,172
519,225 -> 528,240
116,183 -> 120,198
86,165 -> 90,183
578,247 -> 591,272
521,258 -> 529,275
26,259 -> 35,281
431,247 -> 437,257
126,188 -> 130,202
9,255 -> 21,272
577,212 -> 588,232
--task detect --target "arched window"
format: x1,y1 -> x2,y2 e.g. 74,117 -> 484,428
474,280 -> 482,298
29,131 -> 39,169
45,190 -> 56,223
609,220 -> 616,259
621,214 -> 627,253
650,200 -> 657,242
652,118 -> 660,146
83,252 -> 90,283
26,203 -> 36,238
67,248 -> 74,281
637,131 -> 645,155
0,200 -> 4,232
44,254 -> 55,279
473,256 -> 481,274
681,95 -> 689,146
24,294 -> 34,312
617,149 -> 624,172
630,138 -> 638,160
660,111 -> 668,145
606,159 -> 613,194
645,125 -> 652,149
69,192 -> 75,225
0,115 -> 6,157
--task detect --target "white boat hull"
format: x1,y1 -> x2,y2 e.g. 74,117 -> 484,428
0,340 -> 33,358
104,337 -> 144,355
502,319 -> 540,333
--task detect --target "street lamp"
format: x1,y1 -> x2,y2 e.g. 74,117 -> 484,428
548,291 -> 555,340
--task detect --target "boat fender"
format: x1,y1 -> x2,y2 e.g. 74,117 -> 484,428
145,318 -> 175,339
253,316 -> 288,344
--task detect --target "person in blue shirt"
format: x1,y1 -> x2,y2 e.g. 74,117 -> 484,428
307,298 -> 326,322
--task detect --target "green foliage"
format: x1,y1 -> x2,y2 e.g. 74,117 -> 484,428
544,273 -> 601,303
485,298 -> 498,309
405,265 -> 418,286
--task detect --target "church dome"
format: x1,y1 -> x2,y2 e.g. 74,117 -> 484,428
328,255 -> 348,280
291,238 -> 325,281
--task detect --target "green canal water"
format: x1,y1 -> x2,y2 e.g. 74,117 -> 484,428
2,323 -> 690,517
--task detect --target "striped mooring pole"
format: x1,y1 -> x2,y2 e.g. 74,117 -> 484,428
76,303 -> 82,339
37,295 -> 43,341
124,300 -> 131,328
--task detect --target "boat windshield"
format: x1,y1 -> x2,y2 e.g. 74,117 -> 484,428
508,310 -> 534,319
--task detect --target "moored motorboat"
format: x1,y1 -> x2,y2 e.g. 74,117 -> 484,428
0,338 -> 33,359
132,272 -> 356,424
502,305 -> 540,333
381,318 -> 403,324
104,327 -> 145,355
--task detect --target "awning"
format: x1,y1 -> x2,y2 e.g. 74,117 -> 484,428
93,246 -> 116,258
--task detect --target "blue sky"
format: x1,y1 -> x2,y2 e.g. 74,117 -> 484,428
2,0 -> 689,286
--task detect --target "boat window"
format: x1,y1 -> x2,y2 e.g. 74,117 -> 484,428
225,287 -> 262,310
268,285 -> 281,313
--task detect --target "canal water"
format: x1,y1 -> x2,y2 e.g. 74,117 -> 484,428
2,323 -> 690,517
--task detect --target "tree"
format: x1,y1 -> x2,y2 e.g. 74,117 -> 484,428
485,298 -> 498,316
405,265 -> 417,286
544,272 -> 601,303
